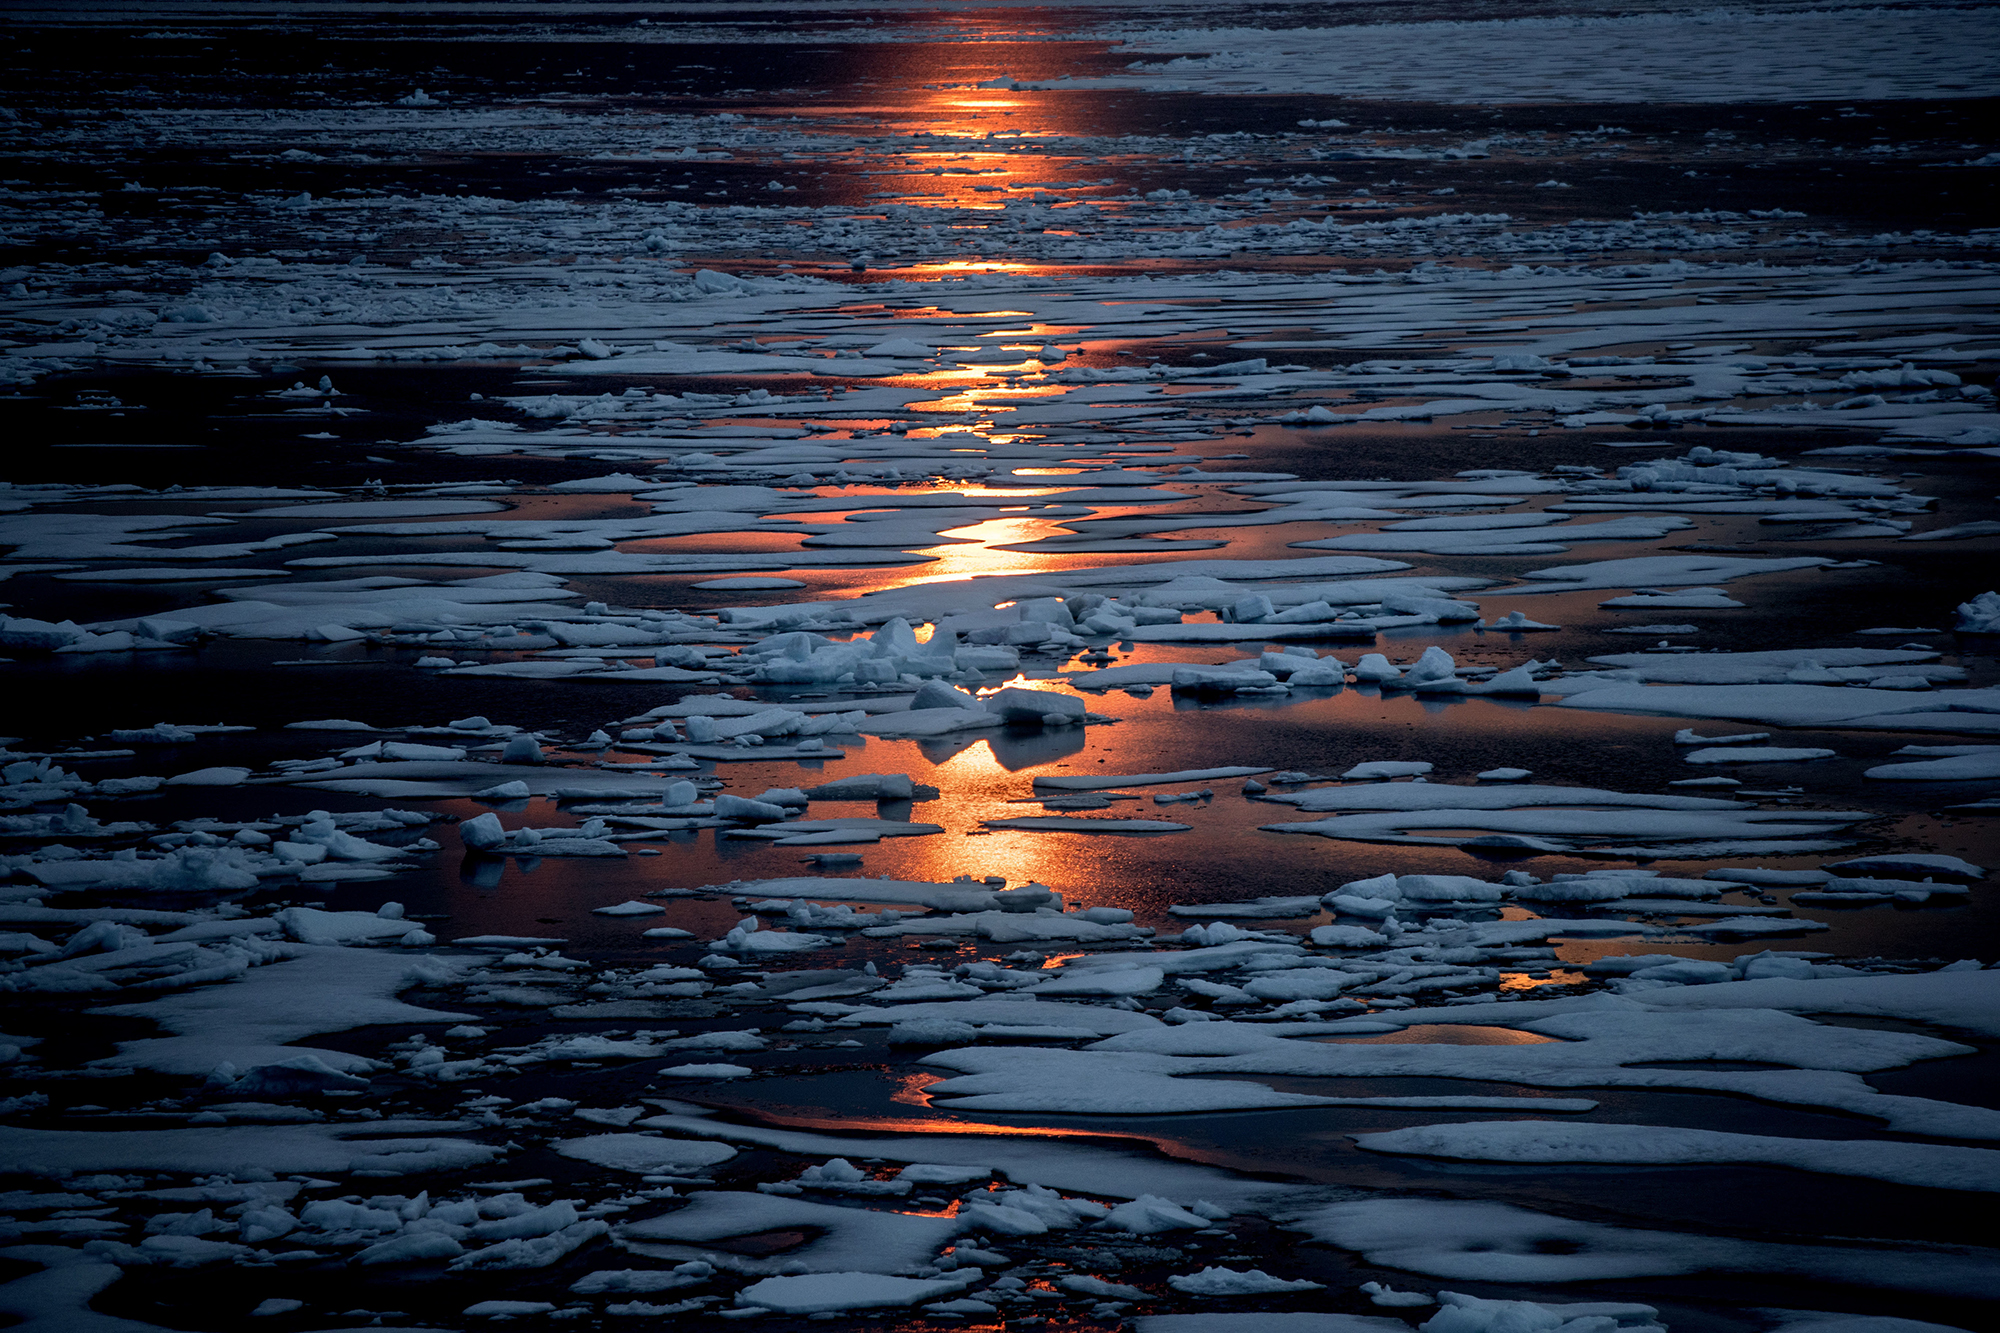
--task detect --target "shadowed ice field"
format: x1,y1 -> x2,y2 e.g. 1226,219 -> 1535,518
1,3 -> 1998,1333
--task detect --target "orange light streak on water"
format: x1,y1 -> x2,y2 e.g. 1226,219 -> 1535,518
893,1072 -> 946,1107
915,383 -> 1071,414
867,516 -> 1088,586
1500,971 -> 1590,992
900,259 -> 1037,273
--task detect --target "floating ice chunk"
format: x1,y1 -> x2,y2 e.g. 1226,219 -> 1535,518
984,686 -> 1085,724
1484,611 -> 1559,631
1168,1266 -> 1323,1295
1419,1292 -> 1664,1333
1356,1119 -> 2000,1192
1033,965 -> 1164,997
890,1018 -> 981,1046
1171,666 -> 1281,694
1638,967 -> 2000,1038
499,736 -> 545,764
1301,1195 -> 1921,1288
349,740 -> 471,762
1682,917 -> 1829,939
859,708 -> 1001,738
738,1271 -> 974,1314
222,1053 -> 371,1097
1824,853 -> 1985,881
1342,761 -> 1432,780
1100,1195 -> 1211,1234
1601,588 -> 1745,610
1476,768 -> 1531,781
1272,780 -> 1864,852
1511,878 -> 1633,904
714,794 -> 790,822
1684,747 -> 1837,764
593,901 -> 664,917
453,1217 -> 609,1270
164,767 -> 251,786
1360,1282 -> 1435,1308
909,680 -> 984,711
1955,590 -> 2000,633
865,338 -> 937,359
1707,868 -> 1832,887
572,1266 -> 714,1295
1286,657 -> 1349,686
0,1115 -> 500,1177
617,1190 -> 961,1273
1352,653 -> 1402,682
554,1134 -> 737,1174
1674,729 -> 1771,745
1400,875 -> 1507,903
1865,751 -> 2000,781
1312,924 -> 1391,948
1244,969 -> 1357,1002
0,616 -> 87,650
460,812 -> 507,850
272,907 -> 428,947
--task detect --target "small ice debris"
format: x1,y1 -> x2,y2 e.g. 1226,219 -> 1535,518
1360,1281 -> 1435,1307
1484,611 -> 1559,631
500,736 -> 545,764
1476,768 -> 1531,781
1342,761 -> 1432,780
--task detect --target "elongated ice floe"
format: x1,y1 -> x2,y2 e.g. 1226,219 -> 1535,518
1356,1120 -> 2000,1192
1287,1197 -> 2000,1294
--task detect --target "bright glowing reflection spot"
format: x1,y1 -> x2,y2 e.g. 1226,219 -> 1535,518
902,260 -> 1035,275
1501,970 -> 1589,992
875,517 -> 1084,585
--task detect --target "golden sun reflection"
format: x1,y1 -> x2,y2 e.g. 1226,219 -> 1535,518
1500,970 -> 1590,992
901,260 -> 1035,274
893,1072 -> 946,1107
915,383 -> 1071,414
872,516 -> 1087,585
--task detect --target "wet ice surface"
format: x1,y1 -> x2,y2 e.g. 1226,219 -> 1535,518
1,4 -> 1998,1333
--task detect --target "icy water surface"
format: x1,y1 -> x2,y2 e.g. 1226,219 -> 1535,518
2,3 -> 1998,1333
